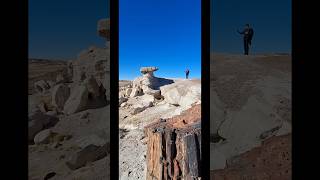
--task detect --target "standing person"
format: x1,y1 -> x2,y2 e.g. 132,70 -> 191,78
237,24 -> 254,55
185,69 -> 190,79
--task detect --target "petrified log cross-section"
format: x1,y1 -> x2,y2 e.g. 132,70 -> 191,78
145,105 -> 201,180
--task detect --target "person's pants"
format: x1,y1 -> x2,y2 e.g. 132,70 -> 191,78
186,74 -> 189,79
244,39 -> 249,55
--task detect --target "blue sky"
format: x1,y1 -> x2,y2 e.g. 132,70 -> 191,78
211,0 -> 291,54
29,0 -> 109,60
119,0 -> 201,80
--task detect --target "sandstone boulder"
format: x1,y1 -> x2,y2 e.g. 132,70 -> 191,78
52,84 -> 70,111
34,80 -> 51,94
63,85 -> 88,114
131,95 -> 154,115
28,113 -> 59,143
140,66 -> 158,75
64,76 -> 108,115
66,143 -> 109,170
75,134 -> 106,149
84,75 -> 101,98
130,87 -> 143,97
34,129 -> 53,144
161,80 -> 201,107
125,88 -> 132,97
119,97 -> 128,106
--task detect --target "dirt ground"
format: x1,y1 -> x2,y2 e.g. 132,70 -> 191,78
210,53 -> 291,179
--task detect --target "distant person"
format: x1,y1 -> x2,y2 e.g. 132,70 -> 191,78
237,24 -> 254,55
185,69 -> 190,79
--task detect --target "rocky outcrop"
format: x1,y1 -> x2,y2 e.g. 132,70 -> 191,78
160,80 -> 201,107
131,94 -> 154,115
28,113 -> 59,143
34,80 -> 52,94
34,129 -> 53,145
51,84 -> 70,111
211,134 -> 291,180
63,76 -> 107,114
66,143 -> 110,170
145,105 -> 201,179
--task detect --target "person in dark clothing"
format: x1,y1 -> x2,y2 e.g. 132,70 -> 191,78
237,24 -> 254,55
185,69 -> 190,79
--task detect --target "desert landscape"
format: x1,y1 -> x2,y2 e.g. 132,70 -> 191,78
28,19 -> 110,180
118,67 -> 202,179
210,53 -> 291,179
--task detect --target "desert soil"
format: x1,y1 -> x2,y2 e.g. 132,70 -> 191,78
210,53 -> 291,179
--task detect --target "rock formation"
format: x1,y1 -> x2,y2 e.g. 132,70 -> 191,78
119,67 -> 201,179
28,18 -> 110,179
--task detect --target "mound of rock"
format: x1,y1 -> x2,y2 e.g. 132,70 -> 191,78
120,67 -> 174,102
160,79 -> 201,107
28,112 -> 59,143
64,76 -> 107,115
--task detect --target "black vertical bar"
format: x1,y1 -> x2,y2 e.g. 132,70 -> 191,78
110,0 -> 119,179
201,0 -> 211,179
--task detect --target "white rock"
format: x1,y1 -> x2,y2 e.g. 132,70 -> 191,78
52,84 -> 70,110
119,97 -> 128,106
64,85 -> 88,115
34,80 -> 50,94
125,88 -> 132,97
34,129 -> 52,144
130,87 -> 143,97
75,134 -> 106,149
210,144 -> 226,170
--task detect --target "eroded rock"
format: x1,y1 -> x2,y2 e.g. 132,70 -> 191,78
28,113 -> 59,143
66,143 -> 109,170
52,84 -> 70,111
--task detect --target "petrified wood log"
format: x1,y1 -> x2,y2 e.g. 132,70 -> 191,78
145,105 -> 201,180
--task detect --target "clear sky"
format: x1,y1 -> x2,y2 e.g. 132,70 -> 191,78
28,0 -> 109,60
211,0 -> 291,54
119,0 -> 201,80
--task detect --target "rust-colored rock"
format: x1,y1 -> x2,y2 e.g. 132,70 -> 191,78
145,105 -> 201,180
211,134 -> 291,180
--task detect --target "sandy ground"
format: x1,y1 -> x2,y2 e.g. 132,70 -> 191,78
210,53 -> 291,178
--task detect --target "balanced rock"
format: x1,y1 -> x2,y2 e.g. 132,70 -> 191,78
140,67 -> 158,75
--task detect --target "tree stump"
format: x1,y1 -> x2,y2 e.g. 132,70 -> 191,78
145,105 -> 201,180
